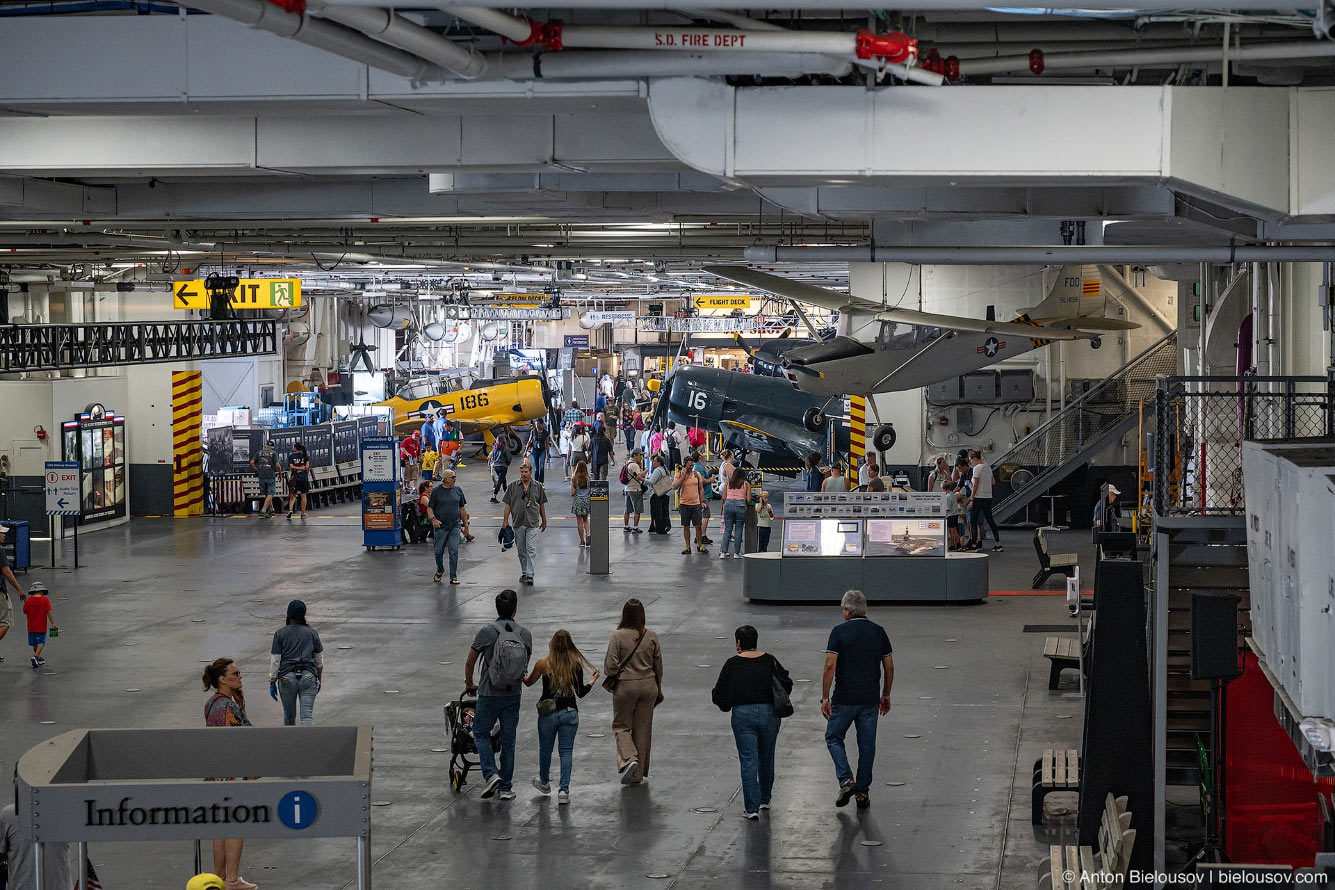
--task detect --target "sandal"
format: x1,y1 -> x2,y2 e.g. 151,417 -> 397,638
450,578 -> 461,585
433,572 -> 443,583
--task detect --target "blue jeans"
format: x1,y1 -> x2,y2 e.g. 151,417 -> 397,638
731,704 -> 780,813
825,703 -> 879,792
721,500 -> 747,555
514,524 -> 538,578
278,671 -> 318,726
530,449 -> 547,483
472,694 -> 521,790
537,708 -> 580,792
434,524 -> 461,578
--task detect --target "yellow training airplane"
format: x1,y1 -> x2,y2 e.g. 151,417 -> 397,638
375,372 -> 552,448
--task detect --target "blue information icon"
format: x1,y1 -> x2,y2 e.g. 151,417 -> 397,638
277,791 -> 319,830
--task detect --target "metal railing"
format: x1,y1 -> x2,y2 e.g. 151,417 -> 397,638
992,331 -> 1179,522
1153,374 -> 1335,516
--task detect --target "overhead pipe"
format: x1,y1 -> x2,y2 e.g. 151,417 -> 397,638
744,245 -> 1335,264
512,50 -> 853,78
959,38 -> 1335,76
180,0 -> 437,78
323,0 -> 1299,10
309,3 -> 488,78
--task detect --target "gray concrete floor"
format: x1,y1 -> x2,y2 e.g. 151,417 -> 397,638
0,466 -> 1097,890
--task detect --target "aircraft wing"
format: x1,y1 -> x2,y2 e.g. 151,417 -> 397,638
1041,316 -> 1140,332
873,307 -> 1087,341
718,415 -> 808,455
704,265 -> 881,312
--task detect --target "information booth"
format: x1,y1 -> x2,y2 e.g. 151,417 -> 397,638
742,491 -> 988,603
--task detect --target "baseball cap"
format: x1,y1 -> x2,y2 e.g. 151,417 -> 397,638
439,468 -> 456,480
1106,484 -> 1121,496
187,875 -> 226,890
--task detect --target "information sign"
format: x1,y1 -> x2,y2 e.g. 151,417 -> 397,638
693,294 -> 752,310
361,441 -> 396,482
589,480 -> 610,502
563,334 -> 590,348
44,461 -> 80,516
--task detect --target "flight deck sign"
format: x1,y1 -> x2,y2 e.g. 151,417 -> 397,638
173,278 -> 302,310
693,294 -> 752,311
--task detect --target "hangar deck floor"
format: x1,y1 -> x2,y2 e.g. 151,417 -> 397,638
1,476 -> 1096,890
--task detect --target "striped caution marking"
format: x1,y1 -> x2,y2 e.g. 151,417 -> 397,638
848,395 -> 866,473
172,370 -> 205,516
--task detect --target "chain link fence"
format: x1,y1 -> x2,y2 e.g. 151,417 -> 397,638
1154,375 -> 1335,516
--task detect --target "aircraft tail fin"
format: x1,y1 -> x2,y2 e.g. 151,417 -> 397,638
1025,264 -> 1105,320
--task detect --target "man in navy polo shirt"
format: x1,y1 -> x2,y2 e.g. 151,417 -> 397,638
820,589 -> 895,809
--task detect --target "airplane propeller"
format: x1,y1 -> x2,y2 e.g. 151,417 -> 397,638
348,337 -> 377,374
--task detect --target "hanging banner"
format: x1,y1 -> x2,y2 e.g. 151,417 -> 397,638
693,294 -> 752,311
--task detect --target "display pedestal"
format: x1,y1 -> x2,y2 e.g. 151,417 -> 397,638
741,551 -> 989,604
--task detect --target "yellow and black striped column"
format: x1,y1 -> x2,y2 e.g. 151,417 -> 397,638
849,395 -> 867,472
172,370 -> 205,516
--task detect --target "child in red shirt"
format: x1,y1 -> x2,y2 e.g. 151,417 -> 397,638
22,581 -> 56,668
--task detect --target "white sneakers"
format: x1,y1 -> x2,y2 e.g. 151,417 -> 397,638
557,790 -> 570,805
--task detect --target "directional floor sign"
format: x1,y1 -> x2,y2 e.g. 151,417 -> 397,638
45,461 -> 80,516
173,278 -> 302,310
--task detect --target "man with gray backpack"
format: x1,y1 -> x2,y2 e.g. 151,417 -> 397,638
464,589 -> 533,800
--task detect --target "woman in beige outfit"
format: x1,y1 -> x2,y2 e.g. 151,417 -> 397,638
604,598 -> 663,784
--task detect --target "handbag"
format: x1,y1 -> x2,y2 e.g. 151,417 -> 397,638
536,697 -> 558,716
602,630 -> 647,693
770,656 -> 794,719
652,474 -> 674,497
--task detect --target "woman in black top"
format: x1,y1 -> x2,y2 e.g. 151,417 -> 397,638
711,625 -> 794,819
286,442 -> 310,519
524,630 -> 600,803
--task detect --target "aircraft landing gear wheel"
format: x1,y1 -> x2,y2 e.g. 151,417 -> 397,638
1090,337 -> 1102,350
802,407 -> 827,432
872,424 -> 897,452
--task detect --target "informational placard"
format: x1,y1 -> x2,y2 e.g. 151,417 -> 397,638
45,462 -> 80,516
558,347 -> 574,371
864,518 -> 947,558
362,490 -> 396,530
783,518 -> 863,557
172,278 -> 301,310
361,439 -> 397,482
589,480 -> 610,501
563,334 -> 589,348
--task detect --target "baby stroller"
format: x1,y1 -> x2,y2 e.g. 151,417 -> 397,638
443,689 -> 501,792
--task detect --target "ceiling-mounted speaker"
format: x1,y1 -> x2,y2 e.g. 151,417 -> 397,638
423,322 -> 446,341
367,303 -> 413,330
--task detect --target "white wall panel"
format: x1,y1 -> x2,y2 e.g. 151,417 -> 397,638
1166,88 -> 1288,215
0,117 -> 257,173
0,18 -> 186,103
257,116 -> 463,172
1290,88 -> 1335,217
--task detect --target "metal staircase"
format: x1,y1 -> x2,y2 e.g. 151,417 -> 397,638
992,331 -> 1178,524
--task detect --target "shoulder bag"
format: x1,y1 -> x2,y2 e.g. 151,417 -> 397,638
770,654 -> 794,719
652,473 -> 675,497
602,630 -> 646,693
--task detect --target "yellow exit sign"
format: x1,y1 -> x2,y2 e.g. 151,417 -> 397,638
694,294 -> 751,310
173,278 -> 302,310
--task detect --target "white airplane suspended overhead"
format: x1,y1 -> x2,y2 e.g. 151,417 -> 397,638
704,264 -> 1139,403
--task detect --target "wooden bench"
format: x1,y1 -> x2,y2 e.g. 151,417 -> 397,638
1032,747 -> 1081,824
1033,527 -> 1079,588
1043,636 -> 1082,691
1038,793 -> 1135,889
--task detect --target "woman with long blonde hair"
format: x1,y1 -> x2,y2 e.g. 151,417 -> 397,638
524,630 -> 599,803
570,460 -> 592,547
